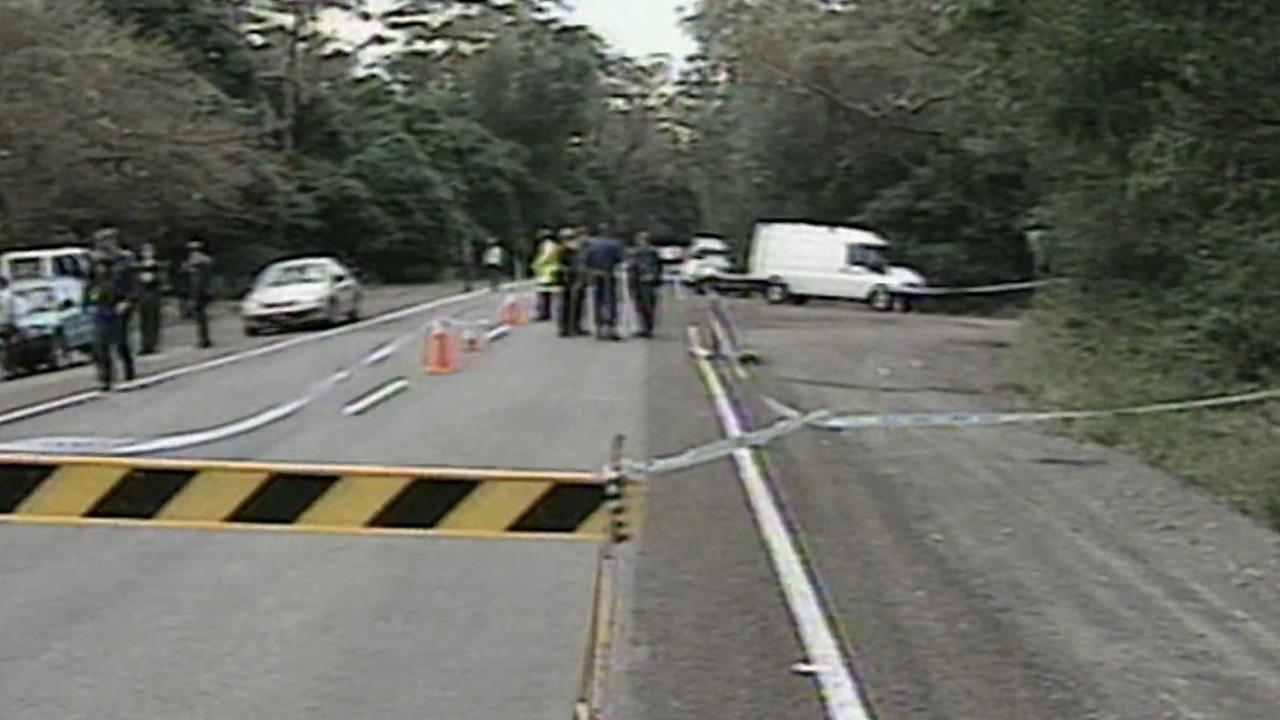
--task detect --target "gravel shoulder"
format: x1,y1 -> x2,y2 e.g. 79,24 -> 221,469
725,300 -> 1280,720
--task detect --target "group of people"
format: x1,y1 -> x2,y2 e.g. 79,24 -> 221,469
0,227 -> 216,389
83,227 -> 215,389
527,224 -> 663,341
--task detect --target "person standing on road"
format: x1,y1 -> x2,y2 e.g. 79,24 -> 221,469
85,255 -> 136,390
136,242 -> 165,355
182,239 -> 214,349
482,238 -> 506,292
627,231 -> 662,339
531,229 -> 561,322
583,223 -> 625,341
557,228 -> 587,337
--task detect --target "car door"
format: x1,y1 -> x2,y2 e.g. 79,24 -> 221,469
837,245 -> 881,300
58,283 -> 94,350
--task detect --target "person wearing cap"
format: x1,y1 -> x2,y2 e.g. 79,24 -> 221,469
84,252 -> 137,390
181,239 -> 214,348
530,229 -> 562,322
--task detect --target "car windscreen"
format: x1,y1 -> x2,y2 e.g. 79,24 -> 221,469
259,263 -> 327,288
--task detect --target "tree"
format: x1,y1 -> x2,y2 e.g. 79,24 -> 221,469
0,0 -> 265,249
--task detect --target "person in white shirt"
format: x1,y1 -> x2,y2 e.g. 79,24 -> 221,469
482,239 -> 506,291
0,276 -> 26,378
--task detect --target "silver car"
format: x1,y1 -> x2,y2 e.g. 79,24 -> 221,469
241,257 -> 362,335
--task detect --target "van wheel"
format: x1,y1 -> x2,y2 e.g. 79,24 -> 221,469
869,286 -> 894,312
765,283 -> 790,304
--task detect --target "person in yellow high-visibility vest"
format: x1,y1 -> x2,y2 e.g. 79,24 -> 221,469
530,228 -> 562,322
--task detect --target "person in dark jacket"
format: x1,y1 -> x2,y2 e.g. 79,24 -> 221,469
556,228 -> 587,337
182,239 -> 214,349
136,242 -> 165,355
627,231 -> 662,338
582,223 -> 625,341
85,254 -> 136,390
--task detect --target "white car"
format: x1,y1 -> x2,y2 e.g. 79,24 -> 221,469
680,236 -> 733,287
241,257 -> 362,335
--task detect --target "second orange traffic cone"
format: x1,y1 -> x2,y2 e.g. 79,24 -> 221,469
424,319 -> 460,374
499,294 -> 528,326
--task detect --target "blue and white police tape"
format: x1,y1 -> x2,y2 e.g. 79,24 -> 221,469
623,383 -> 1280,476
896,279 -> 1065,297
810,387 -> 1280,432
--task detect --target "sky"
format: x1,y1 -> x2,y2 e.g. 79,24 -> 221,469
563,0 -> 697,60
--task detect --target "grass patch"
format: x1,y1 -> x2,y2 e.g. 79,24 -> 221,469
1010,296 -> 1280,527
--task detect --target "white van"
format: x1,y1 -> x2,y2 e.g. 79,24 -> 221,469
0,247 -> 92,282
748,222 -> 924,310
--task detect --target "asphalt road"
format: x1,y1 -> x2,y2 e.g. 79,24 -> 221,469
0,287 -> 659,720
9,285 -> 1267,720
0,283 -> 461,418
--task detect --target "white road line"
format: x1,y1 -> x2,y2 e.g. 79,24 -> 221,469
0,390 -> 101,427
694,346 -> 874,720
343,378 -> 411,416
0,287 -> 488,428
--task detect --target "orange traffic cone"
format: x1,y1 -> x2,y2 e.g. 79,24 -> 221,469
424,319 -> 460,374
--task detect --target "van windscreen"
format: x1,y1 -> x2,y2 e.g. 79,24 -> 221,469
8,258 -> 43,280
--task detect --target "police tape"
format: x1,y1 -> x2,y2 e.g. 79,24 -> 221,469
897,279 -> 1065,296
616,331 -> 1280,478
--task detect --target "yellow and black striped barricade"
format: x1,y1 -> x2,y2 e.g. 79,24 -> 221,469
0,454 -> 610,541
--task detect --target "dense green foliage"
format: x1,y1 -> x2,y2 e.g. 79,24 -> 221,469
0,0 -> 696,286
679,0 -> 1280,381
679,0 -> 1280,522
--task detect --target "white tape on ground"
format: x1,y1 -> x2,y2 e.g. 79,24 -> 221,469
0,290 -> 523,454
0,286 -> 491,428
343,378 -> 411,417
695,354 -> 873,720
102,369 -> 351,455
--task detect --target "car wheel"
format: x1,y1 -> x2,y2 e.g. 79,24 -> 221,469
892,294 -> 913,313
244,324 -> 260,337
326,299 -> 340,327
765,282 -> 790,305
47,334 -> 68,371
348,296 -> 360,323
868,286 -> 894,312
